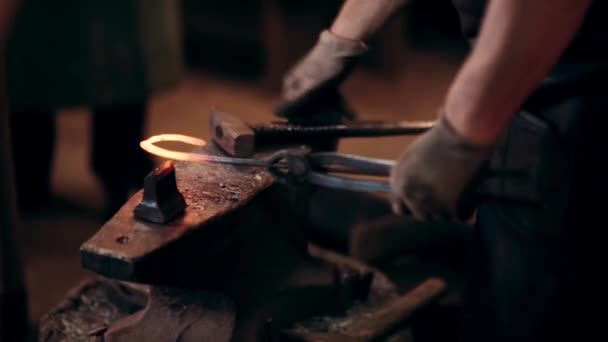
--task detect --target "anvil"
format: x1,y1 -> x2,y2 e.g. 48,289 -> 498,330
77,137 -> 455,341
80,144 -> 276,284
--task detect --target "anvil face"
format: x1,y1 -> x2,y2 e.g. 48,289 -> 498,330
79,145 -> 274,284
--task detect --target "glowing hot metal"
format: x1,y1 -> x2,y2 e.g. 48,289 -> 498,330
140,134 -> 395,192
140,134 -> 269,167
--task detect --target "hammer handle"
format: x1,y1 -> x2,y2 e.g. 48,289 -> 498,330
250,120 -> 435,141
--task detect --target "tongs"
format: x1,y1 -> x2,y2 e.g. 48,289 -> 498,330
140,134 -> 394,192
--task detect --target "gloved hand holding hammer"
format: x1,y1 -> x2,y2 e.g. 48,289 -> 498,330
274,29 -> 366,123
275,1 -> 408,123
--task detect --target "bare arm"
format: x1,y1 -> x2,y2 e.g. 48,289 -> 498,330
330,0 -> 409,42
445,0 -> 592,145
277,0 -> 409,114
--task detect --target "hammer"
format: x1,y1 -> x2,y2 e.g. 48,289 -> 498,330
210,109 -> 435,157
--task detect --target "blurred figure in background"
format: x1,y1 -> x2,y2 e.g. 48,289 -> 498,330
6,0 -> 183,217
2,1 -> 31,340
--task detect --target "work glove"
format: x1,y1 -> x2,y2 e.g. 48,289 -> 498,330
389,113 -> 494,221
274,29 -> 368,123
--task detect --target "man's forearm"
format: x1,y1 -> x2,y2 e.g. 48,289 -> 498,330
444,0 -> 592,145
330,0 -> 408,42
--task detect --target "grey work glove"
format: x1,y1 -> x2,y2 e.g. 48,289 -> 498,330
389,115 -> 494,221
274,30 -> 367,123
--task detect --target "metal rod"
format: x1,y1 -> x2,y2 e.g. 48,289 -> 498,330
253,120 -> 435,140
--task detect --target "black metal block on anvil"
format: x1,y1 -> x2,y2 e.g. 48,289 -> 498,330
133,160 -> 187,224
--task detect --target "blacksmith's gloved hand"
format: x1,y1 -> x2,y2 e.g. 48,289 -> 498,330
274,29 -> 367,123
389,113 -> 494,221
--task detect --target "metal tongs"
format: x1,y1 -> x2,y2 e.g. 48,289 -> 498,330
185,148 -> 395,192
265,149 -> 394,192
140,134 -> 395,192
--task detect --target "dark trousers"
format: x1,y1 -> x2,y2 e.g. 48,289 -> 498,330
10,102 -> 153,213
461,91 -> 608,341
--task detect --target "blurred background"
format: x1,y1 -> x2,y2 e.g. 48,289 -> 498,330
7,0 -> 469,325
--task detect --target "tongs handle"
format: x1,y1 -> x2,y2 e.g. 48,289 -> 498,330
308,152 -> 396,176
267,150 -> 396,193
306,172 -> 392,193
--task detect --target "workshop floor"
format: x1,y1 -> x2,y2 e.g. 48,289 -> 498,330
14,45 -> 466,327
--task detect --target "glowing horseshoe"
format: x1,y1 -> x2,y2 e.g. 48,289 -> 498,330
140,134 -> 208,162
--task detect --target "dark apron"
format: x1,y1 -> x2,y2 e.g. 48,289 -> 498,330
449,1 -> 608,340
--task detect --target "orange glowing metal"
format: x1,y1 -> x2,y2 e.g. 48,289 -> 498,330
140,133 -> 269,168
141,133 -> 279,169
140,134 -> 210,162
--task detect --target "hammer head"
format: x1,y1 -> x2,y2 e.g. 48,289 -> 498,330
210,109 -> 255,157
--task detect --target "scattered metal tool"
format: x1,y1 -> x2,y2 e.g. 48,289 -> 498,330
282,277 -> 447,341
210,109 -> 435,157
